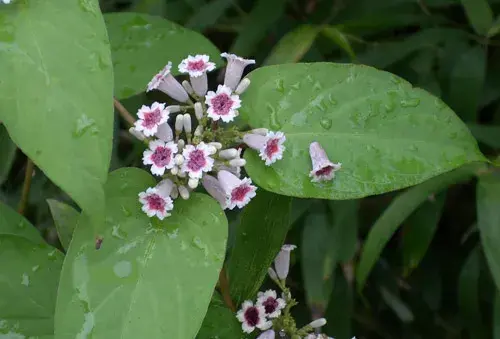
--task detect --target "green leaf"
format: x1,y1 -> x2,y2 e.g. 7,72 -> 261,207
379,286 -> 414,323
487,16 -> 500,38
230,0 -> 287,56
460,0 -> 493,35
55,168 -> 228,339
477,173 -> 500,292
0,204 -> 64,338
197,293 -> 245,339
228,190 -> 292,306
105,13 -> 222,99
240,63 -> 485,200
448,45 -> 486,122
468,124 -> 500,148
301,202 -> 336,311
325,269 -> 353,339
321,26 -> 356,60
0,124 -> 16,185
47,199 -> 80,251
401,193 -> 445,276
185,0 -> 233,31
494,293 -> 500,338
328,200 -> 359,263
356,164 -> 481,290
0,200 -> 44,244
0,0 -> 113,221
263,25 -> 320,66
458,246 -> 487,338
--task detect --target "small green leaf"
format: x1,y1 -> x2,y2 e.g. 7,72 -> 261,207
0,203 -> 64,338
47,199 -> 80,251
477,173 -> 500,292
448,45 -> 486,121
263,25 -> 320,65
487,16 -> 500,38
458,246 -> 487,338
460,0 -> 493,35
401,193 -> 445,276
0,201 -> 44,244
468,124 -> 500,148
197,293 -> 245,339
241,63 -> 486,200
0,124 -> 16,185
321,26 -> 356,60
185,0 -> 233,31
55,168 -> 228,339
228,190 -> 292,306
0,0 -> 113,221
356,164 -> 481,290
230,0 -> 287,56
328,200 -> 359,263
105,13 -> 222,99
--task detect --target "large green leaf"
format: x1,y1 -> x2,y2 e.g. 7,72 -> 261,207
477,173 -> 500,292
47,199 -> 80,251
240,63 -> 485,200
105,13 -> 222,99
0,124 -> 16,185
0,0 -> 113,221
325,269 -> 353,339
197,293 -> 246,339
0,202 -> 64,338
460,0 -> 493,35
228,189 -> 292,306
356,164 -> 481,290
55,168 -> 227,339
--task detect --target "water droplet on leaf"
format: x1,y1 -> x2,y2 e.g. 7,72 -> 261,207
275,79 -> 285,93
400,98 -> 420,108
21,273 -> 30,286
320,118 -> 332,130
113,261 -> 132,278
74,115 -> 96,137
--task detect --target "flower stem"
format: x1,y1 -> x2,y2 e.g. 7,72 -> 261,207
113,97 -> 136,127
218,267 -> 236,312
17,158 -> 34,215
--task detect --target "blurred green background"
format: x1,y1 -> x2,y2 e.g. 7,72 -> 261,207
2,0 -> 500,338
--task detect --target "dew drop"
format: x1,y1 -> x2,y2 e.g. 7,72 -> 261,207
275,79 -> 285,93
267,104 -> 282,130
79,0 -> 96,15
113,261 -> 132,278
74,115 -> 96,137
291,111 -> 307,127
400,98 -> 420,108
32,265 -> 40,272
290,82 -> 301,90
409,145 -> 418,151
328,94 -> 337,105
434,98 -> 447,110
384,101 -> 395,113
112,225 -> 127,239
391,75 -> 401,84
21,273 -> 30,287
306,75 -> 314,83
47,249 -> 57,261
121,205 -> 131,217
313,81 -> 322,91
320,118 -> 332,130
17,221 -> 26,229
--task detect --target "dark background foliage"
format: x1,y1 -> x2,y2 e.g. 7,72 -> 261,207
1,0 -> 500,338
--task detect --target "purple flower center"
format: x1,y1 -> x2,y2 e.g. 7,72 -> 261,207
151,146 -> 172,167
142,109 -> 162,129
187,60 -> 207,72
211,94 -> 233,116
146,194 -> 166,211
244,306 -> 260,327
262,297 -> 279,314
265,138 -> 280,158
316,166 -> 333,177
187,149 -> 207,172
231,184 -> 252,203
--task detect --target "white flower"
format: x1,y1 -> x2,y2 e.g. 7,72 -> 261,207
205,85 -> 241,122
138,187 -> 174,220
134,102 -> 169,137
257,330 -> 275,339
156,122 -> 173,142
221,53 -> 255,90
181,142 -> 214,179
202,175 -> 227,209
146,62 -> 189,103
308,318 -> 327,329
178,54 -> 216,77
217,170 -> 257,209
256,290 -> 286,318
274,244 -> 296,280
309,141 -> 341,182
243,131 -> 286,166
143,140 -> 178,176
236,300 -> 272,333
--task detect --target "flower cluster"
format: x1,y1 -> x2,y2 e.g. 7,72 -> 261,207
131,53 -> 286,219
237,245 -> 355,339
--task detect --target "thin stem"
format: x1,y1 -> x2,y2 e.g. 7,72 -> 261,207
17,158 -> 34,215
113,97 -> 136,127
218,267 -> 236,312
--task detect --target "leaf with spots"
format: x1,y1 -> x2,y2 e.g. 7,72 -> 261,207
0,0 -> 114,221
104,13 -> 222,99
240,63 -> 486,199
55,168 -> 228,339
0,202 -> 64,338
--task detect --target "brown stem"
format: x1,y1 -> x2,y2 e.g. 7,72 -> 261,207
218,267 -> 236,312
17,158 -> 34,215
113,97 -> 136,127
